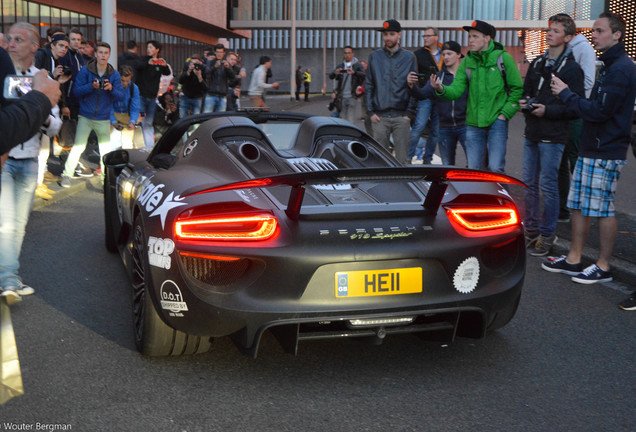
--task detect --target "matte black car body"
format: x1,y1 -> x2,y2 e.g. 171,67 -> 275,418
103,111 -> 526,357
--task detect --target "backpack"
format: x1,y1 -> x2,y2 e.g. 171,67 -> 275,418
465,52 -> 508,95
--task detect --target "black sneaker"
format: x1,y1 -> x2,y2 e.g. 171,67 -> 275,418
74,166 -> 94,177
571,264 -> 612,284
529,235 -> 557,257
525,230 -> 540,248
541,255 -> 583,275
618,292 -> 636,310
558,212 -> 571,223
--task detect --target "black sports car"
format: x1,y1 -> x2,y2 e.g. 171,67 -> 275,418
103,111 -> 526,357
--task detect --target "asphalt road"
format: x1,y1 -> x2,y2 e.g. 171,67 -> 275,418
2,184 -> 634,431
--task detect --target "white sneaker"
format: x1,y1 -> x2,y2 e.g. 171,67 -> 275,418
17,281 -> 35,296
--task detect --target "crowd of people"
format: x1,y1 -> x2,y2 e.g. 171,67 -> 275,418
327,14 -> 636,310
1,13 -> 635,311
0,28 -> 257,304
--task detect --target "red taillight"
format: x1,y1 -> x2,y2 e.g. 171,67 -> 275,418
175,214 -> 277,241
178,251 -> 241,261
445,207 -> 519,231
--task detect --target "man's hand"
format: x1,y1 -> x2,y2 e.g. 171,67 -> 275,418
32,70 -> 61,107
370,114 -> 381,123
61,107 -> 71,118
550,75 -> 568,96
1,153 -> 8,168
272,82 -> 280,89
430,74 -> 443,92
102,79 -> 113,91
127,122 -> 135,130
530,103 -> 546,117
407,72 -> 418,88
497,114 -> 507,121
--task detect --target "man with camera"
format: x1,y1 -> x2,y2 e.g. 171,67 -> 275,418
544,12 -> 636,288
60,42 -> 123,187
178,54 -> 207,118
520,14 -> 584,257
329,46 -> 365,124
203,44 -> 235,113
1,23 -> 62,303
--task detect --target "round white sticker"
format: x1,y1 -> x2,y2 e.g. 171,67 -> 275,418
453,257 -> 480,294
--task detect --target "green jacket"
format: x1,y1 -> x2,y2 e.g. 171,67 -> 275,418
437,40 -> 523,127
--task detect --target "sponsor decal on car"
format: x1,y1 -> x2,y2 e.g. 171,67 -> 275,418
148,236 -> 175,269
453,257 -> 480,294
138,182 -> 187,229
160,280 -> 188,316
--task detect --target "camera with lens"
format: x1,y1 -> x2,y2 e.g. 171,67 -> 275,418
61,65 -> 72,76
95,78 -> 109,90
193,63 -> 203,71
521,97 -> 539,112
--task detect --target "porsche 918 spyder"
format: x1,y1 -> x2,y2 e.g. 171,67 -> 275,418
103,111 -> 526,357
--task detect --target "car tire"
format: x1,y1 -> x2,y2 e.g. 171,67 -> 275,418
131,216 -> 212,356
103,166 -> 118,253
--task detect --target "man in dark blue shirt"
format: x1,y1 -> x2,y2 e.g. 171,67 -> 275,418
542,12 -> 636,287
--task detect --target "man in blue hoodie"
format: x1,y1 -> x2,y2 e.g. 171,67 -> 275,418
60,42 -> 124,187
542,12 -> 636,286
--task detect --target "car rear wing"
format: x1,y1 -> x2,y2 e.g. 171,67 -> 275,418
182,167 -> 525,220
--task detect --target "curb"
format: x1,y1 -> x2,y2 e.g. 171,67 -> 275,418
32,176 -> 102,212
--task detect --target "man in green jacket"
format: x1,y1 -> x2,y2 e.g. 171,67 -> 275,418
430,20 -> 523,173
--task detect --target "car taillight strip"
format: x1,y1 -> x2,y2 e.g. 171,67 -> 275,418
175,215 -> 277,241
445,207 -> 519,231
178,251 -> 241,261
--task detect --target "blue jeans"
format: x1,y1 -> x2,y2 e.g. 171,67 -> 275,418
465,118 -> 508,173
409,99 -> 439,161
0,157 -> 38,288
203,94 -> 226,113
437,125 -> 467,166
522,139 -> 565,236
179,95 -> 202,119
140,96 -> 157,150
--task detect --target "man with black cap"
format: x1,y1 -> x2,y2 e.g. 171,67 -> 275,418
431,20 -> 523,173
365,19 -> 417,165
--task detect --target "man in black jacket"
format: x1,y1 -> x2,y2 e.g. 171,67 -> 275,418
135,40 -> 170,149
365,19 -> 417,165
118,40 -> 140,82
178,54 -> 207,118
543,12 -> 636,286
520,14 -> 584,257
203,44 -> 235,113
329,46 -> 365,124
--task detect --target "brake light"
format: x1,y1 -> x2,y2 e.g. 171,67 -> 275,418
446,169 -> 525,186
175,214 -> 277,241
445,207 -> 519,231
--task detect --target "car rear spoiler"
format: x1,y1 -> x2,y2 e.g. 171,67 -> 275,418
182,167 -> 525,220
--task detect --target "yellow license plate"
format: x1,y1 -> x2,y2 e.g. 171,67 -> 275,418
335,268 -> 422,298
